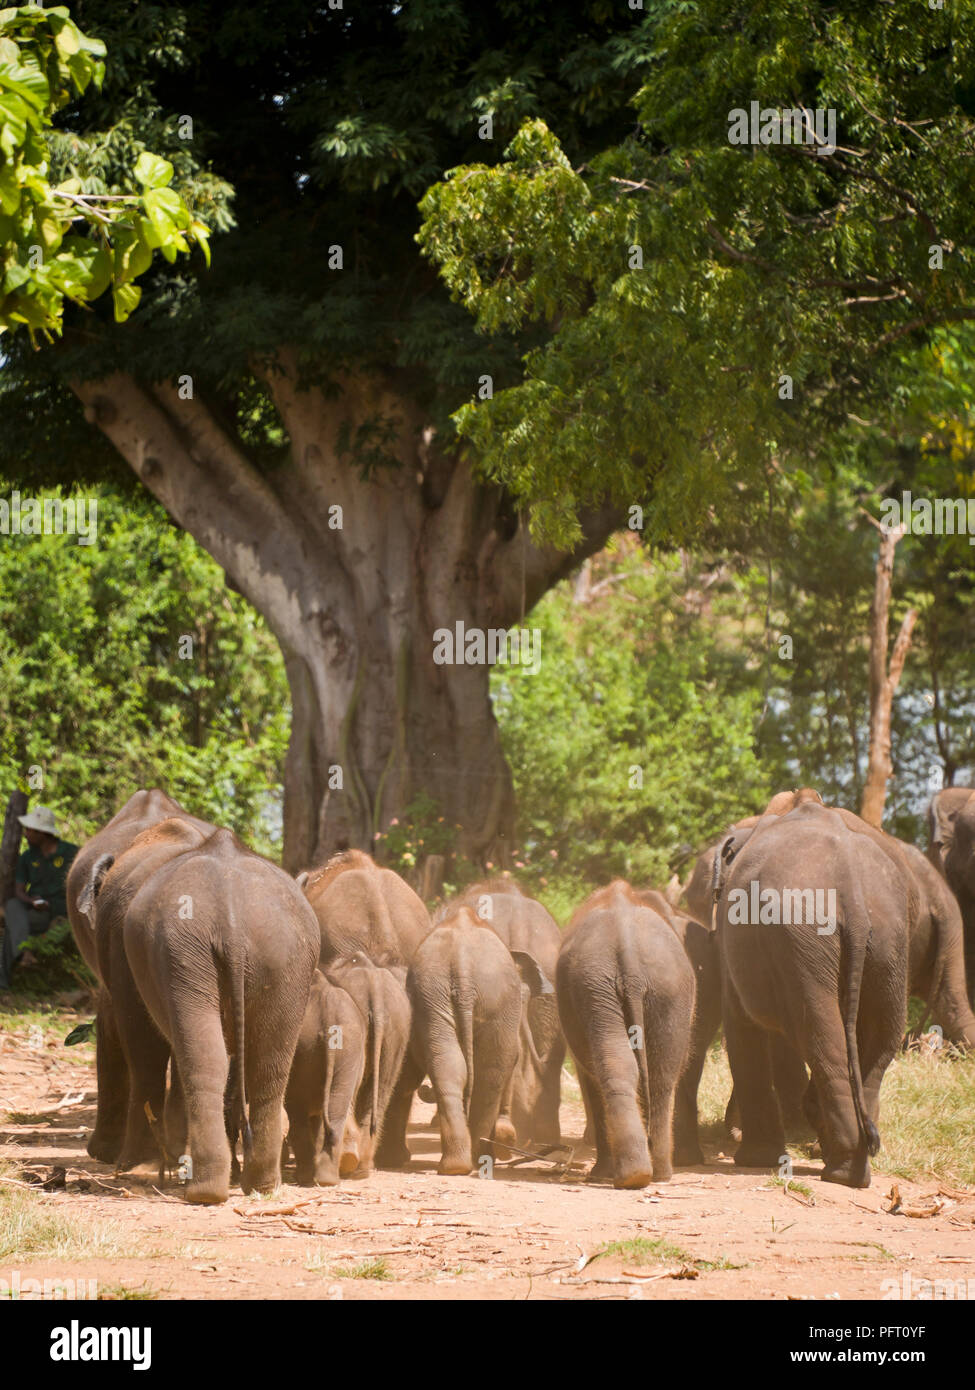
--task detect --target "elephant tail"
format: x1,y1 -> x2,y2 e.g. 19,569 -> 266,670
369,981 -> 383,1139
454,995 -> 475,1121
622,987 -> 653,1134
227,940 -> 253,1164
839,896 -> 880,1158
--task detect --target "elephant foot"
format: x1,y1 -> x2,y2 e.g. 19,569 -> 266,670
418,1083 -> 436,1103
586,1158 -> 614,1183
733,1142 -> 784,1169
374,1144 -> 411,1170
492,1116 -> 517,1150
822,1155 -> 871,1189
614,1165 -> 653,1190
313,1165 -> 340,1187
673,1142 -> 704,1167
532,1124 -> 562,1147
439,1142 -> 473,1175
87,1130 -> 124,1165
184,1176 -> 230,1205
339,1150 -> 359,1176
115,1140 -> 164,1172
651,1161 -> 673,1183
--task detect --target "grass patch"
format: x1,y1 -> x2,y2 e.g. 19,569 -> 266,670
332,1256 -> 392,1281
765,1176 -> 814,1199
596,1236 -> 692,1266
98,1282 -> 159,1300
0,1166 -> 155,1262
849,1243 -> 898,1262
877,1050 -> 975,1187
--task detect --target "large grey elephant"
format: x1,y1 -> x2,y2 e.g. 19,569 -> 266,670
716,800 -> 915,1188
67,789 -> 215,1163
82,825 -> 319,1203
285,970 -> 366,1187
386,907 -> 553,1175
557,882 -> 696,1188
445,879 -> 564,1146
928,787 -> 975,1003
298,850 -> 431,967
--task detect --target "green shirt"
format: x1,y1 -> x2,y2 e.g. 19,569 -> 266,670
16,839 -> 78,918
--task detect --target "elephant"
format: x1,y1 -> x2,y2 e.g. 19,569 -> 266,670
285,970 -> 366,1187
681,789 -> 826,1144
77,817 -> 215,1169
557,882 -> 696,1188
298,850 -> 431,968
323,954 -> 411,1177
66,789 -> 214,1163
385,907 -> 553,1175
897,839 -> 975,1044
444,879 -> 564,1146
82,825 -> 319,1203
928,787 -> 975,1003
715,800 -> 915,1188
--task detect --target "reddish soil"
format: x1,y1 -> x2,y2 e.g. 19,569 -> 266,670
2,1011 -> 973,1301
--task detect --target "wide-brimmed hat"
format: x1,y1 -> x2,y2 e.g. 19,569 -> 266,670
18,806 -> 58,835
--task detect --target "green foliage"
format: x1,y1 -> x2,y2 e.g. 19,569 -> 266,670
0,4 -> 213,339
0,484 -> 289,854
492,538 -> 773,887
8,916 -> 94,995
419,0 -> 975,545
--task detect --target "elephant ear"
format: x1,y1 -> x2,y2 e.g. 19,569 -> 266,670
77,853 -> 116,920
294,870 -> 310,890
511,950 -> 555,997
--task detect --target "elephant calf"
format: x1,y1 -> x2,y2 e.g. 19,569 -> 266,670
558,882 -> 696,1188
285,970 -> 366,1186
324,955 -> 411,1177
396,908 -> 553,1175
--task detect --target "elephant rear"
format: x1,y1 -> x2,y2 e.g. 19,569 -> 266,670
558,883 -> 696,1188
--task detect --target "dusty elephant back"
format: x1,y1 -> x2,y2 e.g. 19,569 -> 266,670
457,883 -> 561,977
66,788 -> 214,975
303,858 -> 429,965
409,918 -> 522,1019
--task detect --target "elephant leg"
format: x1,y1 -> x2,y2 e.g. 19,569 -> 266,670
427,1027 -> 474,1176
532,1036 -> 565,1147
375,1050 -> 423,1170
164,1058 -> 187,1159
807,1029 -> 868,1188
770,1036 -> 808,1131
87,989 -> 128,1164
493,1049 -> 518,1153
471,1022 -> 520,1169
108,936 -> 170,1170
673,1045 -> 707,1166
241,1050 -> 290,1198
587,1029 -> 652,1189
645,1024 -> 687,1184
724,1086 -> 742,1141
285,1105 -> 319,1187
724,1002 -> 785,1169
574,1065 -> 612,1180
339,1113 -> 361,1176
170,1004 -> 231,1204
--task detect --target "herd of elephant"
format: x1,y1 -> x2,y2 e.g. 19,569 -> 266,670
64,786 -> 975,1204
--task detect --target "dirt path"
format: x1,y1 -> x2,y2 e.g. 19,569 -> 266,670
2,1012 -> 973,1301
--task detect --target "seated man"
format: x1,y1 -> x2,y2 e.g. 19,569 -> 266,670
0,806 -> 78,991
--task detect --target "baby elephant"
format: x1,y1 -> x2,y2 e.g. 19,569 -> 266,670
558,882 -> 696,1188
404,908 -> 553,1175
324,955 -> 411,1178
285,971 -> 366,1186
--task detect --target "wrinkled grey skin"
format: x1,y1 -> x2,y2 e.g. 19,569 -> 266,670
928,788 -> 975,1005
387,908 -> 553,1176
77,818 -> 214,1170
67,791 -> 216,1164
557,883 -> 696,1189
446,880 -> 564,1146
898,839 -> 975,1043
324,954 -> 411,1177
84,827 -> 319,1203
716,801 -> 913,1188
299,850 -> 431,967
285,970 -> 366,1187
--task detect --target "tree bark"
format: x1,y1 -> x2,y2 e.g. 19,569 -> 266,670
0,790 -> 28,916
71,366 -> 619,870
860,516 -> 918,829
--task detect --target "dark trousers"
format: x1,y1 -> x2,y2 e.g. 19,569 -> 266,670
0,899 -> 52,989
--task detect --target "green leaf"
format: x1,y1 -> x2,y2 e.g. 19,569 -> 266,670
112,279 -> 141,321
133,151 -> 174,189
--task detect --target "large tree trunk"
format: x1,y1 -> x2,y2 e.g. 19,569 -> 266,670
72,364 -> 618,869
860,516 -> 918,829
